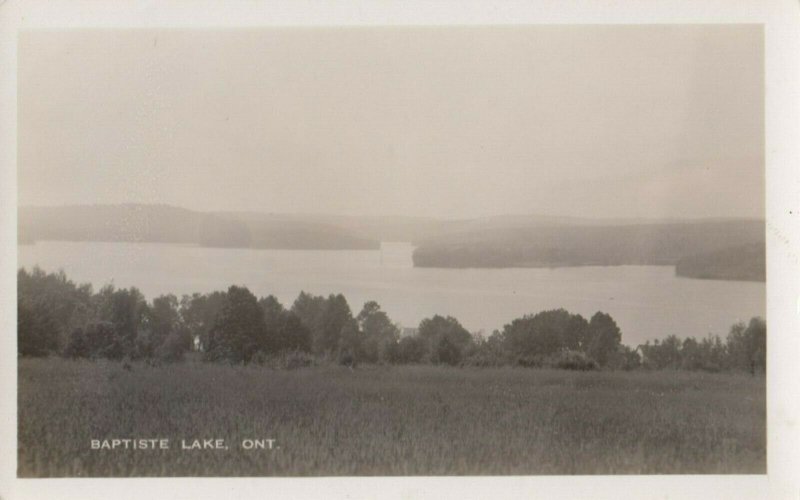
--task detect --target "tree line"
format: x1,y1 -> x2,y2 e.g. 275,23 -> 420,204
17,267 -> 765,372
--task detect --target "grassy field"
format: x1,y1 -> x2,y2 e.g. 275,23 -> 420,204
18,357 -> 765,477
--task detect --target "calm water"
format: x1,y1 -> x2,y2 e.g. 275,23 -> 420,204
18,241 -> 765,345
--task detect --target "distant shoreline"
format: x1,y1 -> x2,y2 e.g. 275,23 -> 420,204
18,204 -> 765,282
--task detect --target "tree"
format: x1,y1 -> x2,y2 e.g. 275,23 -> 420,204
464,330 -> 510,367
357,301 -> 400,363
639,335 -> 682,369
93,285 -> 148,357
613,344 -> 641,371
418,315 -> 473,365
155,328 -> 192,362
64,327 -> 89,358
138,294 -> 181,358
259,295 -> 287,352
680,337 -> 701,370
259,295 -> 311,353
291,292 -> 328,352
500,309 -> 589,364
698,334 -> 728,372
337,318 -> 364,366
180,291 -> 227,351
82,321 -> 126,360
204,286 -> 267,364
280,313 -> 312,353
316,294 -> 353,356
727,317 -> 766,373
681,334 -> 727,372
585,312 -> 622,367
394,335 -> 427,364
18,267 -> 94,352
17,301 -> 59,357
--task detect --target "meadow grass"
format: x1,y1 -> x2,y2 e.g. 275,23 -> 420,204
18,357 -> 765,476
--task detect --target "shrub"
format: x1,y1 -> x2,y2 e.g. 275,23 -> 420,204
284,350 -> 315,369
462,351 -> 507,367
547,350 -> 598,371
394,336 -> 426,364
156,328 -> 192,362
607,344 -> 641,371
74,321 -> 127,360
515,354 -> 545,368
64,328 -> 89,358
463,331 -> 509,367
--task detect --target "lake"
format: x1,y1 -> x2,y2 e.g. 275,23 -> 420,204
17,241 -> 765,346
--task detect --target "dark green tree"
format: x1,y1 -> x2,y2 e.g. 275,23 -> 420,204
259,295 -> 312,353
316,294 -> 353,355
585,311 -> 622,367
18,267 -> 94,352
93,285 -> 148,356
639,335 -> 682,369
417,315 -> 473,365
179,291 -> 227,351
136,294 -> 181,358
500,309 -> 588,364
357,301 -> 400,363
337,318 -> 364,366
17,301 -> 59,356
81,321 -> 125,360
727,317 -> 766,373
291,291 -> 328,352
394,335 -> 427,364
204,286 -> 267,364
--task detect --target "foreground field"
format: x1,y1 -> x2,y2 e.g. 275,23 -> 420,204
18,358 -> 765,476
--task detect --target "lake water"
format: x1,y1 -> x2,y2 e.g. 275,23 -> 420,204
17,241 -> 765,346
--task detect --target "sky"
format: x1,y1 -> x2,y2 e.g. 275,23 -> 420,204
18,25 -> 764,219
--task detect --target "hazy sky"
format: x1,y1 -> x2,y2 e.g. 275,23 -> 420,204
19,26 -> 763,219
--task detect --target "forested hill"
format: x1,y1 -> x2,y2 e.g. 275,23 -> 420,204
18,205 -> 380,250
675,243 -> 765,282
19,206 -> 766,281
412,220 -> 765,281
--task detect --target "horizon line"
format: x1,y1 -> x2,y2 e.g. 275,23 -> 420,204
17,202 -> 766,224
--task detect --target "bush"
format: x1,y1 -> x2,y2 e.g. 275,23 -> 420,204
515,354 -> 545,368
68,321 -> 127,360
156,329 -> 192,362
284,350 -> 315,369
463,331 -> 509,367
547,350 -> 598,371
608,345 -> 641,371
64,328 -> 89,358
394,336 -> 426,364
338,351 -> 357,368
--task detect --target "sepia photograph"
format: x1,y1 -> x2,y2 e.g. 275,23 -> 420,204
2,1 -> 800,498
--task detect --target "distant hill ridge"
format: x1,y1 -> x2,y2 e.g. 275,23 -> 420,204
18,204 -> 380,250
411,220 -> 765,282
18,204 -> 766,281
